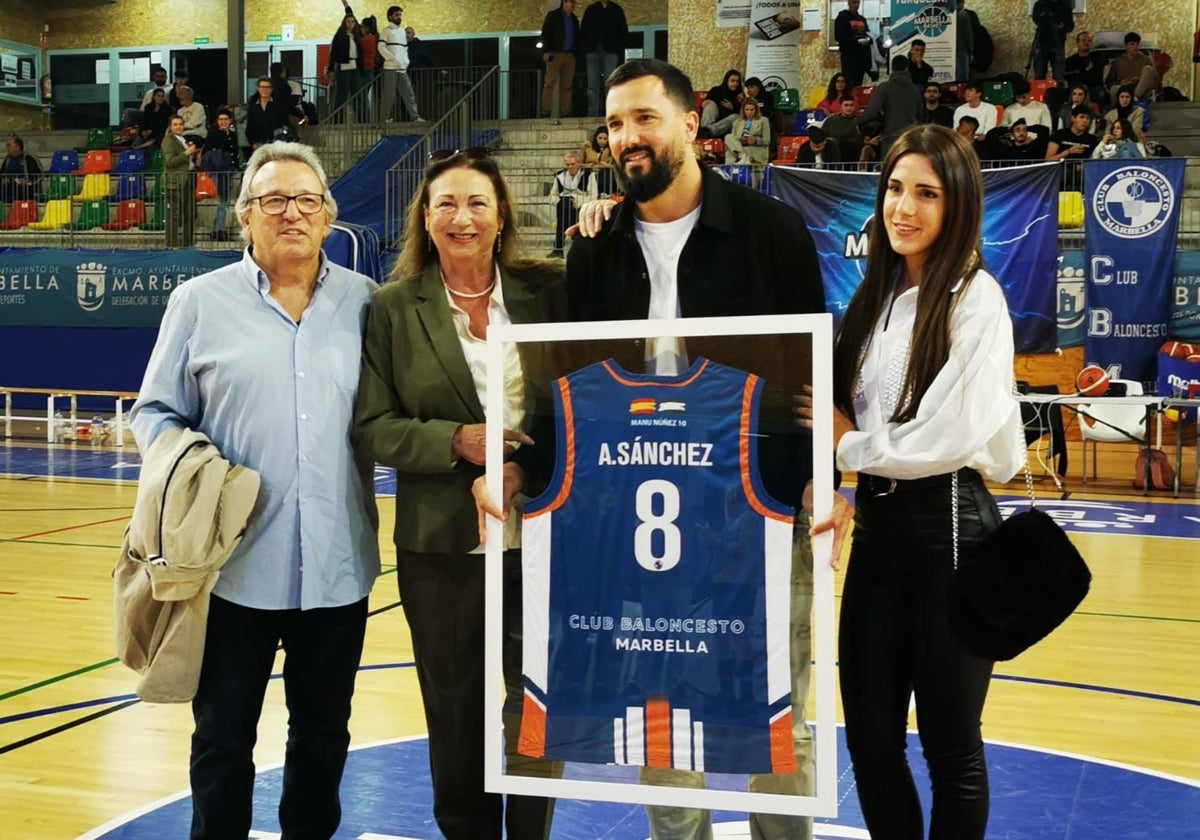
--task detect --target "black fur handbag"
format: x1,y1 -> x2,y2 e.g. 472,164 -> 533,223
947,466 -> 1091,661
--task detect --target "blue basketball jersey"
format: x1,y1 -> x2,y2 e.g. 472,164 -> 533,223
519,357 -> 796,774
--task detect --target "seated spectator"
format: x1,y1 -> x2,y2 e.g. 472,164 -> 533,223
581,124 -> 615,197
136,88 -> 173,151
168,68 -> 190,110
549,152 -> 597,258
816,72 -> 849,116
723,99 -> 770,166
1106,32 -> 1157,103
1092,117 -> 1147,159
918,82 -> 954,127
140,64 -> 172,109
795,126 -> 841,168
907,39 -> 935,86
0,134 -> 44,201
1056,84 -> 1099,132
823,97 -> 863,159
858,116 -> 883,170
1046,105 -> 1099,190
1103,85 -> 1148,143
699,69 -> 744,138
742,76 -> 775,140
1064,30 -> 1108,106
245,76 -> 293,150
955,114 -> 980,143
1003,79 -> 1052,129
952,81 -> 997,139
176,85 -> 208,143
200,108 -> 242,241
988,119 -> 1049,161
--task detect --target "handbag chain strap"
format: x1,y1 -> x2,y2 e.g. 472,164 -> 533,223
951,404 -> 1036,572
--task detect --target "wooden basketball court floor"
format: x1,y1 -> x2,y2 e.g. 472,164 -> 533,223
1,438 -> 1197,839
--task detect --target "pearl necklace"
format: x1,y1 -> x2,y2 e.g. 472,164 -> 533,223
441,271 -> 495,299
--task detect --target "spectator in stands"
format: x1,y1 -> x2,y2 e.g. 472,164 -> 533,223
1106,32 -> 1158,104
140,65 -> 171,109
549,152 -> 597,258
856,55 -> 921,157
201,109 -> 242,241
1103,85 -> 1148,143
581,0 -> 628,118
1056,84 -> 1098,132
816,72 -> 849,116
824,97 -> 864,160
990,118 -> 1049,161
795,125 -> 842,168
1002,79 -> 1052,129
359,16 -> 379,89
1046,105 -> 1099,190
699,68 -> 744,139
858,117 -> 883,169
270,63 -> 309,129
1091,117 -> 1147,159
162,115 -> 199,248
581,125 -> 615,197
743,76 -> 775,127
919,82 -> 954,127
835,0 -> 873,87
137,87 -> 172,151
405,27 -> 434,70
176,85 -> 208,144
540,0 -> 582,120
246,76 -> 293,150
329,6 -> 367,122
132,141 -> 377,840
724,98 -> 770,166
378,7 -> 424,123
952,81 -> 996,139
1030,0 -> 1073,86
907,39 -> 935,86
955,114 -> 980,147
1,134 -> 43,202
955,0 -> 973,81
169,69 -> 191,111
1064,31 -> 1108,106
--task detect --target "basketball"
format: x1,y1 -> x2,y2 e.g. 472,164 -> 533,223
1188,354 -> 1200,363
1075,365 -> 1109,396
1160,340 -> 1197,359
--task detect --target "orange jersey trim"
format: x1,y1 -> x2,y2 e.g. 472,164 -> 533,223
740,374 -> 793,524
602,358 -> 709,388
769,709 -> 798,773
645,698 -> 672,768
528,377 -> 576,517
517,691 -> 547,758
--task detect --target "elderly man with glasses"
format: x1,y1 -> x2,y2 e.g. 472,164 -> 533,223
130,142 -> 380,840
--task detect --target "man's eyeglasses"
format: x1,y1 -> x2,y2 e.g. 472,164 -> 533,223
249,193 -> 326,215
427,147 -> 492,162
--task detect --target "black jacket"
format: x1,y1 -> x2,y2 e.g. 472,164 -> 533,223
580,0 -> 628,55
244,97 -> 291,146
540,6 -> 581,54
535,166 -> 828,505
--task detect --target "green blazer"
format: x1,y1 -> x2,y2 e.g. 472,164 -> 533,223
161,133 -> 191,189
353,261 -> 565,555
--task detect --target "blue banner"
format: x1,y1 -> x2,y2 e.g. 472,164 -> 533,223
889,0 -> 956,83
1170,250 -> 1200,341
769,161 -> 1061,353
0,247 -> 240,328
1083,158 -> 1186,381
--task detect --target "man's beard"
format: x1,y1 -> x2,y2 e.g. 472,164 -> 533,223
615,144 -> 681,203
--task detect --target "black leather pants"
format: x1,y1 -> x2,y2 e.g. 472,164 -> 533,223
839,469 -> 1001,840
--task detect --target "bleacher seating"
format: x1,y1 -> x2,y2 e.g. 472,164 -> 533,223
27,199 -> 72,230
789,110 -> 825,136
194,173 -> 217,200
805,86 -> 826,110
852,85 -> 875,114
42,174 -> 74,201
0,200 -> 39,230
73,150 -> 113,175
981,81 -> 1015,108
940,82 -> 966,105
73,174 -> 112,202
100,199 -> 147,231
771,88 -> 801,115
1058,191 -> 1084,228
772,135 -> 809,164
1030,79 -> 1057,103
115,173 -> 144,201
67,200 -> 110,231
48,151 -> 78,174
115,149 -> 145,172
86,127 -> 114,151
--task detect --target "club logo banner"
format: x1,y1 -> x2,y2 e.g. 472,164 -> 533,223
889,0 -> 957,83
1083,159 -> 1185,381
768,161 -> 1061,353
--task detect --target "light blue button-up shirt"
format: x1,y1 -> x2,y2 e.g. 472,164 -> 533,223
131,249 -> 381,610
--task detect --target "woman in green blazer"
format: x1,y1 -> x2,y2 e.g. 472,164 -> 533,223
353,151 -> 564,840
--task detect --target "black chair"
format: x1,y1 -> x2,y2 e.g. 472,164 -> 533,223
1017,381 -> 1067,479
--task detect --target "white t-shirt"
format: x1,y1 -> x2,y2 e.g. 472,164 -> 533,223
953,101 -> 998,137
634,204 -> 702,375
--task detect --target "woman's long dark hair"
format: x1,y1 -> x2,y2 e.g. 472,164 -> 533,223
589,125 -> 608,153
1114,84 -> 1137,120
832,124 -> 985,423
825,72 -> 848,104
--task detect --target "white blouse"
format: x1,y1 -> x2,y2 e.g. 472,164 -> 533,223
836,269 -> 1024,482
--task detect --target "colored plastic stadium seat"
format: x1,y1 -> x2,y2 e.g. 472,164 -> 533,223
771,88 -> 801,114
805,85 -> 826,110
27,199 -> 72,230
694,138 -> 725,160
692,91 -> 707,115
115,173 -> 144,201
86,127 -> 114,150
1058,192 -> 1083,228
141,195 -> 167,231
194,172 -> 217,200
148,149 -> 163,172
100,199 -> 147,231
772,135 -> 809,164
790,110 -> 825,136
851,85 -> 875,114
1030,79 -> 1057,103
48,151 -> 78,174
73,173 -> 112,201
42,174 -> 74,201
940,82 -> 966,106
115,149 -> 146,173
0,200 -> 39,230
73,149 -> 113,175
67,200 -> 110,231
981,81 -> 1014,107
714,164 -> 753,186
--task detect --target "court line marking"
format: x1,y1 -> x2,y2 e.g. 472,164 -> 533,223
9,514 -> 131,542
991,673 -> 1200,707
0,698 -> 139,757
0,538 -> 124,549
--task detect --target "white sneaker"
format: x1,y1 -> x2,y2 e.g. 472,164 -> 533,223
413,117 -> 426,123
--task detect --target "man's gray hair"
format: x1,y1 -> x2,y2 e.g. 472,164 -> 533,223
235,142 -> 339,223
